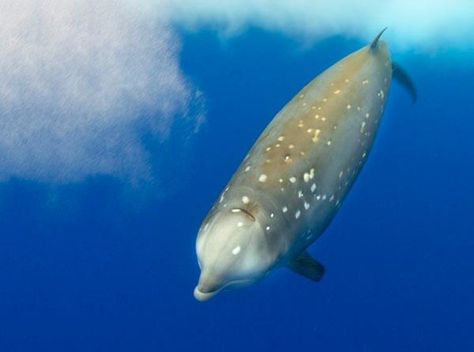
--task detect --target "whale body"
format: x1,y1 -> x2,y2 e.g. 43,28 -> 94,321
194,33 -> 393,301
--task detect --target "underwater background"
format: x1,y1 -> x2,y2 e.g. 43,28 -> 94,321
0,3 -> 474,352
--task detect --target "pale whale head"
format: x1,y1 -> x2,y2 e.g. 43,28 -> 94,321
194,206 -> 275,301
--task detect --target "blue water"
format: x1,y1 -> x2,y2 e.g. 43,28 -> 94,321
1,28 -> 473,351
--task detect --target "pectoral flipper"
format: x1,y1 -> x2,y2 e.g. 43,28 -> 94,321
287,251 -> 325,282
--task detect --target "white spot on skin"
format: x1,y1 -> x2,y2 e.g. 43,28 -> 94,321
282,206 -> 288,213
380,89 -> 385,99
298,190 -> 303,198
327,140 -> 332,146
316,195 -> 321,200
346,104 -> 351,110
266,147 -> 272,151
232,246 -> 241,255
279,178 -> 284,183
360,121 -> 366,133
289,176 -> 297,183
362,79 -> 369,85
334,89 -> 341,94
314,114 -> 320,119
258,174 -> 268,182
311,183 -> 316,192
284,155 -> 291,162
231,208 -> 241,213
329,195 -> 335,202
266,226 -> 271,231
289,144 -> 295,149
303,173 -> 310,182
242,196 -> 249,204
304,202 -> 310,210
339,171 -> 344,178
270,213 -> 274,218
237,222 -> 243,227
312,129 -> 321,143
277,136 -> 285,141
244,166 -> 251,172
276,144 -> 281,148
295,210 -> 301,219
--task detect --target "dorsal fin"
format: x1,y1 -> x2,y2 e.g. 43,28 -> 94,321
392,62 -> 417,103
370,27 -> 388,49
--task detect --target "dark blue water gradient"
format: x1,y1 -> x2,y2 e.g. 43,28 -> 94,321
0,28 -> 473,351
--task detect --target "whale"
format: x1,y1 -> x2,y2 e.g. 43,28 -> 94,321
194,31 -> 410,301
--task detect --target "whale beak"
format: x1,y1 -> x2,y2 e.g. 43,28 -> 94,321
193,286 -> 219,302
193,271 -> 223,302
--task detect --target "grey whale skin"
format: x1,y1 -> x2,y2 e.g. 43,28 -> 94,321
194,34 -> 392,301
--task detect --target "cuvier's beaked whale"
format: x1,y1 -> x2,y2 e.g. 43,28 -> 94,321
194,31 -> 406,301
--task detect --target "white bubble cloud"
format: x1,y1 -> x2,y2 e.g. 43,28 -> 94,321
161,0 -> 474,51
0,0 -> 202,183
2,0 -> 471,185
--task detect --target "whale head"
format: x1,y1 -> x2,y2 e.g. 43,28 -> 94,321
194,206 -> 275,301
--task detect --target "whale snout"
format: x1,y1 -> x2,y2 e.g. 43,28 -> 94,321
193,272 -> 224,302
193,286 -> 219,302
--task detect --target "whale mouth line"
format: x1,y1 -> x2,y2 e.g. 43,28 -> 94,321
193,277 -> 258,301
193,286 -> 221,302
196,286 -> 218,294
